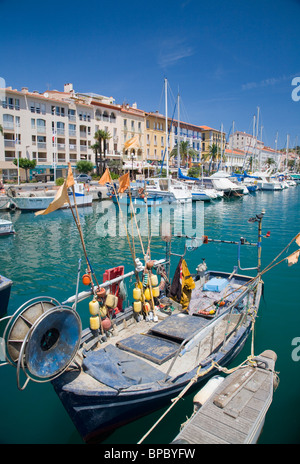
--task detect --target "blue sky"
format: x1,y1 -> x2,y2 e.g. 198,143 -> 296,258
1,0 -> 300,149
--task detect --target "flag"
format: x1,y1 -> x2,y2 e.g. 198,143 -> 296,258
66,162 -> 74,188
98,167 -> 112,185
35,163 -> 75,216
118,172 -> 130,193
296,233 -> 300,247
35,181 -> 69,216
287,249 -> 300,267
124,135 -> 140,150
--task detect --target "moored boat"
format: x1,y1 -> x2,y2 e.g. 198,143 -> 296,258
172,350 -> 278,444
0,274 -> 13,317
9,182 -> 93,211
0,219 -> 15,236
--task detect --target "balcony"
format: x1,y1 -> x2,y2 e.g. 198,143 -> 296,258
37,142 -> 47,150
4,140 -> 16,148
69,144 -> 77,151
69,129 -> 76,137
80,145 -> 87,152
57,143 -> 65,150
56,128 -> 65,136
80,131 -> 87,138
3,122 -> 14,130
37,126 -> 46,134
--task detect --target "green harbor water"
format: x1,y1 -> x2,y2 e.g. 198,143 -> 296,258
0,186 -> 300,444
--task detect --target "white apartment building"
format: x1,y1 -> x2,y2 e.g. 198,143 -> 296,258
228,130 -> 281,170
0,83 -> 126,181
229,130 -> 264,153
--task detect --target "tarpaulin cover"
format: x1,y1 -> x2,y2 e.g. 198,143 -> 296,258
203,277 -> 228,292
82,344 -> 166,391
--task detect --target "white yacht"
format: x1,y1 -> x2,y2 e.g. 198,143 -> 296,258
206,171 -> 245,197
144,177 -> 192,203
251,171 -> 282,191
9,182 -> 93,211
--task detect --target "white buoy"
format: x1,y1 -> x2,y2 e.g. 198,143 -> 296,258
193,376 -> 224,411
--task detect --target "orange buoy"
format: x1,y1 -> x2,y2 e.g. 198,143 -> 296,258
82,274 -> 91,286
97,287 -> 106,299
102,317 -> 112,331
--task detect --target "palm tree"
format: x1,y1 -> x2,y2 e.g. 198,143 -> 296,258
102,130 -> 112,172
0,124 -> 3,135
207,143 -> 219,173
169,140 -> 198,168
93,129 -> 112,176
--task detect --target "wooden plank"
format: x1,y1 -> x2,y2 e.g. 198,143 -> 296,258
178,422 -> 229,444
200,402 -> 254,435
223,388 -> 254,419
213,367 -> 256,409
190,409 -> 248,444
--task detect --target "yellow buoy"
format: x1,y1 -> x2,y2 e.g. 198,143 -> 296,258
106,293 -> 118,308
89,298 -> 100,316
151,274 -> 158,287
152,286 -> 160,297
133,301 -> 142,313
144,288 -> 151,300
90,316 -> 100,330
133,287 -> 142,300
99,305 -> 107,318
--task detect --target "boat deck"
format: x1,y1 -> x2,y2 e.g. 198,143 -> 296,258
61,274 -> 254,395
172,350 -> 277,444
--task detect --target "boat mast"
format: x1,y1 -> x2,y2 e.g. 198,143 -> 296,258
285,134 -> 289,171
177,88 -> 180,173
256,107 -> 260,170
165,78 -> 169,178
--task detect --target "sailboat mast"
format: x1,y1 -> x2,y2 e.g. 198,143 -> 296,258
165,78 -> 169,178
177,89 -> 180,173
256,107 -> 260,170
286,134 -> 289,171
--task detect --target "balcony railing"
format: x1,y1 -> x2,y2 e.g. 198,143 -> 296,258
3,122 -> 14,130
37,142 -> 47,149
4,140 -> 16,148
80,145 -> 87,152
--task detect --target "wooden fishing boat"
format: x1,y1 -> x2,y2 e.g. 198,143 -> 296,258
52,268 -> 262,443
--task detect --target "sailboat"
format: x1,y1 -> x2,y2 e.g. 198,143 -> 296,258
146,79 -> 192,204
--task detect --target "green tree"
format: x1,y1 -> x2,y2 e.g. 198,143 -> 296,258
93,129 -> 112,176
187,166 -> 201,178
169,141 -> 198,167
13,158 -> 36,183
0,124 -> 3,135
76,160 -> 94,174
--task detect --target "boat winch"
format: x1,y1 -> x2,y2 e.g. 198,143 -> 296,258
1,296 -> 82,389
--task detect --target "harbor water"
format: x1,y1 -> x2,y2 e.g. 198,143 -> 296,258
0,186 -> 299,444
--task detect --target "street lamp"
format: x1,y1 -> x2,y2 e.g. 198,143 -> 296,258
128,151 -> 136,180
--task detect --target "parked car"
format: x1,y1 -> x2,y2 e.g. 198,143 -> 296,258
75,173 -> 92,183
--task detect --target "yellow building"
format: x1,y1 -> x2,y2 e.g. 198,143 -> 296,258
144,111 -> 166,165
200,125 -> 226,157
